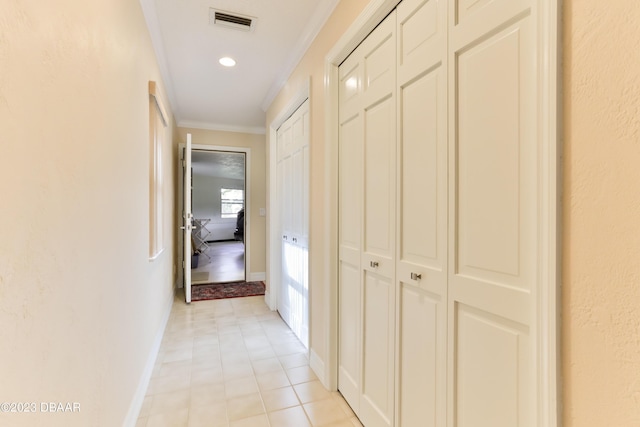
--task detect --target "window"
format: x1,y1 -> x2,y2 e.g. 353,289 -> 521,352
221,188 -> 244,218
149,81 -> 168,260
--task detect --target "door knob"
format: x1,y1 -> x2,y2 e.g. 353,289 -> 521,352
411,272 -> 422,280
370,261 -> 379,268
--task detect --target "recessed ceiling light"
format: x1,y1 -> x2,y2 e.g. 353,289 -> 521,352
219,57 -> 236,67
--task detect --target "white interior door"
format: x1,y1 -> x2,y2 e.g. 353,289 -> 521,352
360,13 -> 396,427
277,99 -> 310,347
337,49 -> 363,413
396,0 -> 448,426
448,0 -> 538,425
182,133 -> 193,303
338,12 -> 397,427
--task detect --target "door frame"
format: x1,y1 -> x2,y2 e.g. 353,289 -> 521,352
266,78 -> 311,311
322,0 -> 561,425
177,143 -> 252,289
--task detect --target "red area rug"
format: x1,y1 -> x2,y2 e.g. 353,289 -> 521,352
191,281 -> 265,301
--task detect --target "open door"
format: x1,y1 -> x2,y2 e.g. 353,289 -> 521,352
182,133 -> 193,303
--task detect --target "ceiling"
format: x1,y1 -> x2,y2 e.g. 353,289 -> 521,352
140,0 -> 340,134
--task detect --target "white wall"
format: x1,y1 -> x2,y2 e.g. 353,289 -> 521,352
0,1 -> 176,425
193,175 -> 244,241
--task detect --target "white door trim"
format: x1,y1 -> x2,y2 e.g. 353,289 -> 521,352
267,78 -> 311,311
537,0 -> 562,424
322,0 -> 561,424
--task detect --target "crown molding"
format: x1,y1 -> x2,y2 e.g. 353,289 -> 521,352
178,120 -> 266,135
139,0 -> 179,118
260,0 -> 341,112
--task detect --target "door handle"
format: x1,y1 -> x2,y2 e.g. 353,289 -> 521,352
370,261 -> 379,268
411,272 -> 422,280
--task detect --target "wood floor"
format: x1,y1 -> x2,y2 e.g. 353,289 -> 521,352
192,241 -> 245,284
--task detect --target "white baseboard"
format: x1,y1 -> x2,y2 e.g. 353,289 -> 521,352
122,292 -> 173,427
248,272 -> 266,282
310,349 -> 330,390
264,290 -> 276,311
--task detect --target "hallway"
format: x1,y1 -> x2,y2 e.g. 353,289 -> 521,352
136,295 -> 360,427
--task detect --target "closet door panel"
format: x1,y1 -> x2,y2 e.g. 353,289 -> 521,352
339,115 -> 363,252
279,154 -> 293,330
449,1 -> 537,425
396,1 -> 448,425
454,303 -> 529,427
398,71 -> 442,270
456,24 -> 535,286
364,97 -> 395,262
301,108 -> 310,247
398,0 -> 441,77
361,271 -> 395,427
362,15 -> 395,108
398,285 -> 441,427
362,11 -> 396,264
338,110 -> 363,412
360,12 -> 397,427
340,59 -> 361,121
339,261 -> 362,409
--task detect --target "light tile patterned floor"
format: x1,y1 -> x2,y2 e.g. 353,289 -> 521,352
136,295 -> 362,427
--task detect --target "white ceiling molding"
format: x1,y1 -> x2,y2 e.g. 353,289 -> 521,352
148,81 -> 168,126
178,120 -> 266,135
138,0 -> 179,121
260,0 -> 341,112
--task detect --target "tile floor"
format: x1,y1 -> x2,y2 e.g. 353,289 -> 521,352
136,294 -> 362,427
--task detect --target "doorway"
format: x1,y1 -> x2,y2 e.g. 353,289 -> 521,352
178,143 -> 252,295
190,150 -> 246,284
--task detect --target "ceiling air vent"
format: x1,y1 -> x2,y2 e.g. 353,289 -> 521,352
210,9 -> 257,32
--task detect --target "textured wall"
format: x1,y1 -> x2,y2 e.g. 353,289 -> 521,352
563,1 -> 640,425
0,1 -> 176,425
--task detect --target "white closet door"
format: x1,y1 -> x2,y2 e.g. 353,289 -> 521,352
338,11 -> 397,427
289,101 -> 310,346
277,100 -> 310,347
360,13 -> 396,427
277,124 -> 293,330
448,0 -> 538,425
338,48 -> 364,413
396,0 -> 448,426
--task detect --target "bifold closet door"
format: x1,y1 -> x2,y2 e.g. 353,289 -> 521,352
276,100 -> 310,347
448,0 -> 539,425
338,11 -> 396,427
396,0 -> 448,426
